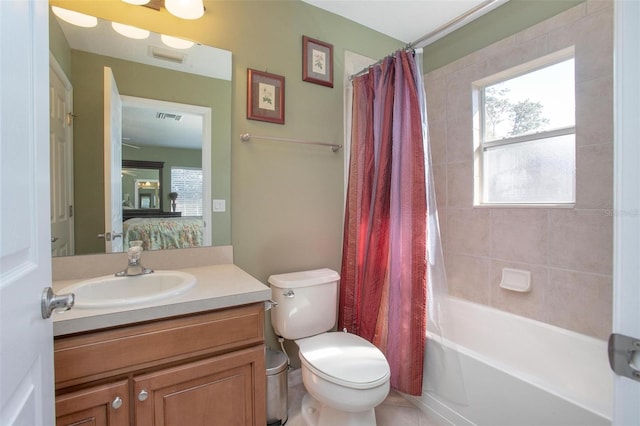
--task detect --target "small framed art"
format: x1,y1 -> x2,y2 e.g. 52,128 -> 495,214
247,69 -> 285,124
302,36 -> 333,88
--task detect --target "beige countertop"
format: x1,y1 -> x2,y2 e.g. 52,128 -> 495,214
52,264 -> 271,336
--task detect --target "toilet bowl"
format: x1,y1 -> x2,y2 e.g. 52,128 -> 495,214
296,332 -> 390,426
268,269 -> 391,425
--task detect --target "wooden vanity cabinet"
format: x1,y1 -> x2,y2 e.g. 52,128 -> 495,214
54,303 -> 266,426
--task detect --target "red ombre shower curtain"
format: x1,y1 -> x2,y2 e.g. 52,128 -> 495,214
339,50 -> 427,396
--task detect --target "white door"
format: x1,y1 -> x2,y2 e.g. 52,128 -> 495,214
611,1 -> 640,424
0,0 -> 55,424
49,56 -> 74,256
104,67 -> 124,253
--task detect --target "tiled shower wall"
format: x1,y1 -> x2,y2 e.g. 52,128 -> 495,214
425,0 -> 613,340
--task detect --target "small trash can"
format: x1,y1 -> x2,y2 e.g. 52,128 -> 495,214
266,348 -> 288,425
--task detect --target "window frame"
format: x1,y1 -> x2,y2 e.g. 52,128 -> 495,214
473,47 -> 576,207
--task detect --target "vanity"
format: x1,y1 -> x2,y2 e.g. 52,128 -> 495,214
52,263 -> 271,426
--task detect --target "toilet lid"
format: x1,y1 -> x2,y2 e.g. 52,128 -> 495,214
297,332 -> 390,390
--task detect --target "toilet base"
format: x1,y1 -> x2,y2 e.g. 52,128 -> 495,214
301,393 -> 377,426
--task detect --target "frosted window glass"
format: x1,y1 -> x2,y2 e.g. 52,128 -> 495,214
484,134 -> 575,204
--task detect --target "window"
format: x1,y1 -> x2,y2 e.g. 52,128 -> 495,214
474,49 -> 575,205
170,167 -> 203,216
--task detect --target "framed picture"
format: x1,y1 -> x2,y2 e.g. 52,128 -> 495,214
247,69 -> 285,124
302,36 -> 333,88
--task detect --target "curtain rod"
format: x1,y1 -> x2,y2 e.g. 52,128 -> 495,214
407,0 -> 508,49
349,47 -> 418,80
349,0 -> 507,80
240,133 -> 342,152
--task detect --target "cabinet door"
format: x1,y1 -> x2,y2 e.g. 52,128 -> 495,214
134,346 -> 265,426
56,380 -> 129,426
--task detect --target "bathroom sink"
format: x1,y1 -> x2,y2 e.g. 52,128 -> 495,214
59,271 -> 197,309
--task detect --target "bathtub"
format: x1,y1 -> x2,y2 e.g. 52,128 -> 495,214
405,297 -> 612,426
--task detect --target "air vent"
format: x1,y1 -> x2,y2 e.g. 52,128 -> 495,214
156,112 -> 183,121
149,46 -> 186,64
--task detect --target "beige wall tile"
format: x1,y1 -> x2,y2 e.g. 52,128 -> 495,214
549,210 -> 613,275
464,36 -> 516,69
432,163 -> 447,211
447,161 -> 473,208
445,115 -> 473,164
547,269 -> 612,339
424,74 -> 447,124
489,259 -> 549,322
576,143 -> 613,209
428,120 -> 447,166
431,3 -> 613,336
516,3 -> 586,45
576,75 -> 613,147
586,0 -> 613,16
481,35 -> 549,79
447,208 -> 490,256
445,253 -> 491,304
490,209 -> 549,265
549,7 -> 613,83
446,66 -> 479,119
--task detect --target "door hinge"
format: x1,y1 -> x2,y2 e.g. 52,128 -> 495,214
608,333 -> 640,381
69,205 -> 73,218
67,112 -> 77,125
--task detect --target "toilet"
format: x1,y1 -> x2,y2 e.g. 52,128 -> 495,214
269,269 -> 390,426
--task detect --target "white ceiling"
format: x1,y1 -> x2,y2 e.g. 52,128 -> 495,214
301,0 -> 507,45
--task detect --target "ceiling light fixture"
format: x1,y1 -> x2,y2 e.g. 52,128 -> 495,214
122,0 -> 151,5
160,34 -> 195,49
164,0 -> 204,20
51,6 -> 98,28
112,22 -> 150,39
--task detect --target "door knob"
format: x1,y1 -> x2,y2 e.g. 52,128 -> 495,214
138,390 -> 148,401
41,287 -> 75,319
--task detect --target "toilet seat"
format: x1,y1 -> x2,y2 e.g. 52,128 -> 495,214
297,332 -> 390,390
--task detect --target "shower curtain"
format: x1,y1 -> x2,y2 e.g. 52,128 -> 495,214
339,49 -> 429,396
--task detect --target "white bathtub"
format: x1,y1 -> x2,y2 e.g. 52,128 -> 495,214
405,297 -> 612,426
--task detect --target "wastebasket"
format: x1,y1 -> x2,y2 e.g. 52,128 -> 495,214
266,348 -> 288,425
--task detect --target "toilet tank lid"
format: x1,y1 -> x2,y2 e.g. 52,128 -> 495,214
268,268 -> 340,289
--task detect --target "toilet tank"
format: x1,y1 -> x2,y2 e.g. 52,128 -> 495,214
269,268 -> 340,340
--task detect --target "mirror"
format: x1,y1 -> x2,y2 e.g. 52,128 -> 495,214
49,7 -> 232,257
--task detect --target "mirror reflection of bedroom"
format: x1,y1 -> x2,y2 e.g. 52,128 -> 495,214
119,107 -> 207,253
49,9 -> 231,256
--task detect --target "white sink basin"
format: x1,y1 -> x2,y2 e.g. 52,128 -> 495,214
59,271 -> 196,309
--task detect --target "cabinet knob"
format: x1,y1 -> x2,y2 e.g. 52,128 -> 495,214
111,396 -> 123,409
138,390 -> 149,402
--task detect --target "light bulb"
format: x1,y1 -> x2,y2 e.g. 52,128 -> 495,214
122,0 -> 151,5
112,22 -> 150,40
164,0 -> 204,20
51,6 -> 97,28
161,34 -> 195,50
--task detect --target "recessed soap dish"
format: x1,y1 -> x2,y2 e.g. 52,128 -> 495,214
500,268 -> 531,292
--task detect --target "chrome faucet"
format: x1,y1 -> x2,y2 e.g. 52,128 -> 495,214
116,241 -> 153,277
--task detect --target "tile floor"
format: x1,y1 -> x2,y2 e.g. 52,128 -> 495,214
278,369 -> 444,426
